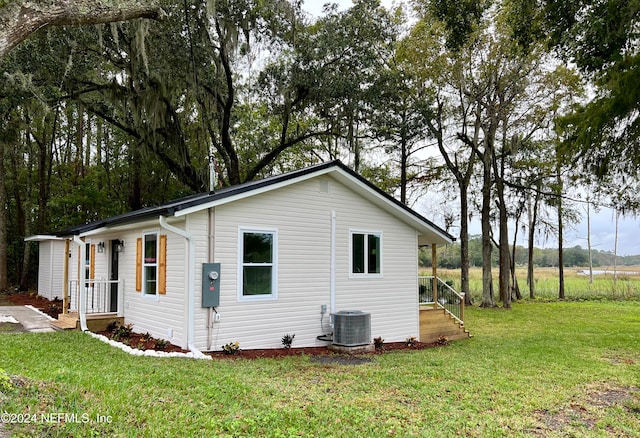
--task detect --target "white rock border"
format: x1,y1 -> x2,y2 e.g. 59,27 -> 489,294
85,331 -> 211,360
0,315 -> 19,324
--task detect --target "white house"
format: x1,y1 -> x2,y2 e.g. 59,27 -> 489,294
33,161 -> 464,352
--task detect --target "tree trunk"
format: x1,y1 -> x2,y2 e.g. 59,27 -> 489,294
0,0 -> 165,57
400,136 -> 408,205
480,146 -> 495,307
129,143 -> 143,211
459,183 -> 472,305
556,159 -> 565,299
495,171 -> 511,308
19,220 -> 31,291
511,211 -> 522,301
527,182 -> 541,299
0,141 -> 7,291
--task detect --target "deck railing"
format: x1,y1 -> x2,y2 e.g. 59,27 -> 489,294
419,276 -> 465,324
68,279 -> 123,316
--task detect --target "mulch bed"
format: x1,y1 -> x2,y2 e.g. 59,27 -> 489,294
205,341 -> 440,360
3,291 -> 445,360
3,291 -> 62,319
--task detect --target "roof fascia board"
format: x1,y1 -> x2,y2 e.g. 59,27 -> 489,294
78,216 -> 186,238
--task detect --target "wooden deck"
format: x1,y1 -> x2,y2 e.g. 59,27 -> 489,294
50,312 -> 124,332
419,306 -> 471,343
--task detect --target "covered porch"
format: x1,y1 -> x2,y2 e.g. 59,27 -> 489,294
51,278 -> 124,331
418,245 -> 470,343
50,238 -> 125,332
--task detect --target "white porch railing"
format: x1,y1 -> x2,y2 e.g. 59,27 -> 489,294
419,276 -> 465,324
68,279 -> 123,316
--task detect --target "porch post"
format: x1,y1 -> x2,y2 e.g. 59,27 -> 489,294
63,239 -> 69,315
432,244 -> 438,306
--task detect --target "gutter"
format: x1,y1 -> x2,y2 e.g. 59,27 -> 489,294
158,215 -> 206,359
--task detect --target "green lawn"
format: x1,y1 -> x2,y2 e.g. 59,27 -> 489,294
1,301 -> 639,437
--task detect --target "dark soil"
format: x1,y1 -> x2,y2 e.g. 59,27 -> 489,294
96,329 -> 190,354
205,341 -> 441,360
2,291 -> 62,319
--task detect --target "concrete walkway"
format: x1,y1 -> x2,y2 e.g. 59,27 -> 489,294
0,306 -> 54,333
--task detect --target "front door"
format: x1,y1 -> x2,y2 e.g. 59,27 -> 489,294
109,240 -> 120,312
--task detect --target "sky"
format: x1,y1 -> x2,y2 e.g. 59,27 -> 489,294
551,209 -> 639,256
303,1 -> 640,256
302,0 -> 397,16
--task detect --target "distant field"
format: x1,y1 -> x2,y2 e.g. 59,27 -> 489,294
420,266 -> 640,302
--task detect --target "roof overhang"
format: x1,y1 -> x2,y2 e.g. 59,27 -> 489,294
24,235 -> 64,242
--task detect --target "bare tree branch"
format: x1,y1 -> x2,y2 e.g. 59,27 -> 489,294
0,0 -> 165,57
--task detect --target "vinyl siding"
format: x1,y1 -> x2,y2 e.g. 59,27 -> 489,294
36,241 -> 66,301
70,222 -> 190,348
120,223 -> 189,348
206,176 -> 419,351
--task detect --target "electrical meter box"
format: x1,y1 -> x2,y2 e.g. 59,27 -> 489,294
202,263 -> 220,307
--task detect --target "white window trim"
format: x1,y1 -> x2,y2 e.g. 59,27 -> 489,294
142,231 -> 159,299
349,229 -> 383,278
238,227 -> 278,301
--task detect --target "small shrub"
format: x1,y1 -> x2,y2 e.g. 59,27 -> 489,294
436,336 -> 450,346
405,336 -> 417,347
281,334 -> 295,349
222,341 -> 240,355
373,336 -> 385,351
141,332 -> 153,343
112,323 -> 134,341
154,339 -> 168,351
106,321 -> 119,333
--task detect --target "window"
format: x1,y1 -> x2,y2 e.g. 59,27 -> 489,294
84,242 -> 91,283
239,229 -> 277,300
351,231 -> 382,276
136,233 -> 166,295
143,233 -> 158,295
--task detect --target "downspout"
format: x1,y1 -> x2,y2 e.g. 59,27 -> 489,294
63,239 -> 69,315
330,211 -> 336,315
72,236 -> 88,332
207,207 -> 215,351
158,215 -> 206,358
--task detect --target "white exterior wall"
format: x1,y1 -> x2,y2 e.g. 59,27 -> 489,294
36,240 -> 66,301
206,175 -> 419,351
67,220 -> 193,349
119,221 -> 190,348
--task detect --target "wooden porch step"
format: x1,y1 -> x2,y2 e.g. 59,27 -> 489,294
50,312 -> 79,331
50,312 -> 124,332
419,306 -> 471,343
50,319 -> 78,331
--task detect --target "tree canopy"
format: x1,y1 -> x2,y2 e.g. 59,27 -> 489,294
0,0 -> 638,304
0,0 -> 165,57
